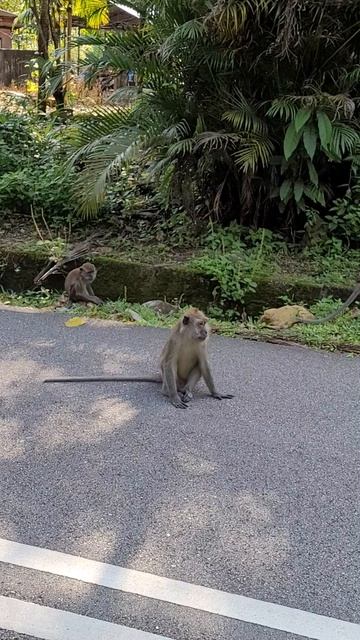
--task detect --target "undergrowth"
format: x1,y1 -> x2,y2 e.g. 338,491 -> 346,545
1,289 -> 358,352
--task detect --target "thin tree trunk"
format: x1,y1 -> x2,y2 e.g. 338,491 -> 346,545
49,1 -> 66,111
36,0 -> 50,112
65,0 -> 72,67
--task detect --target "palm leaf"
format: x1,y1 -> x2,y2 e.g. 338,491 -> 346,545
195,131 -> 241,152
223,90 -> 267,134
160,19 -> 205,59
233,134 -> 274,172
266,98 -> 299,121
73,132 -> 140,217
329,123 -> 360,157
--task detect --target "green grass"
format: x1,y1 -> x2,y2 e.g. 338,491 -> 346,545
286,298 -> 360,349
247,298 -> 360,351
1,289 -> 359,352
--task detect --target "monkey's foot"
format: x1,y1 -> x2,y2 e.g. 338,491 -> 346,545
181,391 -> 193,403
171,395 -> 188,409
211,393 -> 234,400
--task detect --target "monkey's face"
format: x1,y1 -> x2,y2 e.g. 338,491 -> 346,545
80,263 -> 96,283
183,314 -> 209,341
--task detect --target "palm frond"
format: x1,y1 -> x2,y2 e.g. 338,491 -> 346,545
340,65 -> 360,91
223,90 -> 267,134
198,47 -> 236,73
233,133 -> 274,172
167,138 -> 195,158
328,123 -> 360,158
205,0 -> 248,39
195,131 -> 241,152
74,133 -> 140,217
266,97 -> 300,121
73,0 -> 109,28
160,19 -> 205,60
163,119 -> 191,141
67,106 -> 137,153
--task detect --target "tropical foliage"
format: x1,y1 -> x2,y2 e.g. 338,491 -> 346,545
11,0 -> 111,109
65,0 -> 360,237
0,109 -> 77,222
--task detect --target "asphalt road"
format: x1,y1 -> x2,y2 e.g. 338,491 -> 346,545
0,306 -> 359,640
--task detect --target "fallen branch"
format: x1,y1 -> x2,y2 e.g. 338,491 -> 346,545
33,239 -> 91,285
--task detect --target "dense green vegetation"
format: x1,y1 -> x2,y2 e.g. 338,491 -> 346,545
0,1 -> 359,348
2,1 -> 360,235
66,0 -> 360,235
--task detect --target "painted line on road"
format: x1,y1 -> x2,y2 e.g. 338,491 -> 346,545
0,538 -> 359,640
0,595 -> 173,640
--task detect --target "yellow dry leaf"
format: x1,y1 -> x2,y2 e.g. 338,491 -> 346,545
65,317 -> 87,328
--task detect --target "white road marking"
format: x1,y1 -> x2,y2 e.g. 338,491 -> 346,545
0,595 -> 173,640
0,538 -> 359,640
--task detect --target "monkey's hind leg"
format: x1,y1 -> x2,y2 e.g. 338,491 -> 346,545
181,366 -> 201,403
161,364 -> 188,409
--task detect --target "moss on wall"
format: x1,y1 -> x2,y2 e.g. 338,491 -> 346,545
0,248 -> 354,314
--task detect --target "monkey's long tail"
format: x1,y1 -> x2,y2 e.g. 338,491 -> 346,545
43,376 -> 161,384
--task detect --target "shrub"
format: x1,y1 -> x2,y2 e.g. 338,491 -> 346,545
0,111 -> 77,224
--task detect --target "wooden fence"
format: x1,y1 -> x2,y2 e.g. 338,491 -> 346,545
0,49 -> 35,86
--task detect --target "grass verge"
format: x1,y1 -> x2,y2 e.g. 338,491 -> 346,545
1,289 -> 359,354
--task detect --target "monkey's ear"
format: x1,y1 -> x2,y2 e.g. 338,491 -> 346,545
183,315 -> 190,325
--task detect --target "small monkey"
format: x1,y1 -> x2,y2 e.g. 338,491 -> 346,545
65,262 -> 103,305
44,308 -> 233,409
293,281 -> 360,326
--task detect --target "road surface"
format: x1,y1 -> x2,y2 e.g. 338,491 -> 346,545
0,307 -> 359,640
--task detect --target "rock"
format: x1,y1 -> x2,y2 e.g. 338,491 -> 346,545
260,305 -> 315,329
142,300 -> 177,315
126,309 -> 143,322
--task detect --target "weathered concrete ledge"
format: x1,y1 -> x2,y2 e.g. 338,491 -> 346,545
0,248 -> 354,315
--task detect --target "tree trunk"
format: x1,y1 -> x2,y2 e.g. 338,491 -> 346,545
65,1 -> 72,68
49,1 -> 66,111
36,0 -> 50,112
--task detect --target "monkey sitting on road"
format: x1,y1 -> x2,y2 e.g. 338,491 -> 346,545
44,308 -> 234,409
159,307 -> 234,408
65,262 -> 103,306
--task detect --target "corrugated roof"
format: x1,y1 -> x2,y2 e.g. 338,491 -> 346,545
116,4 -> 139,18
0,9 -> 17,17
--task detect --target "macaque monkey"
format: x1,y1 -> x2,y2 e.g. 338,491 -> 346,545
44,308 -> 234,409
159,307 -> 234,408
293,281 -> 360,325
65,262 -> 103,305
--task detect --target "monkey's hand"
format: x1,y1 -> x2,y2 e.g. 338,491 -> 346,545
211,393 -> 234,400
171,394 -> 189,409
